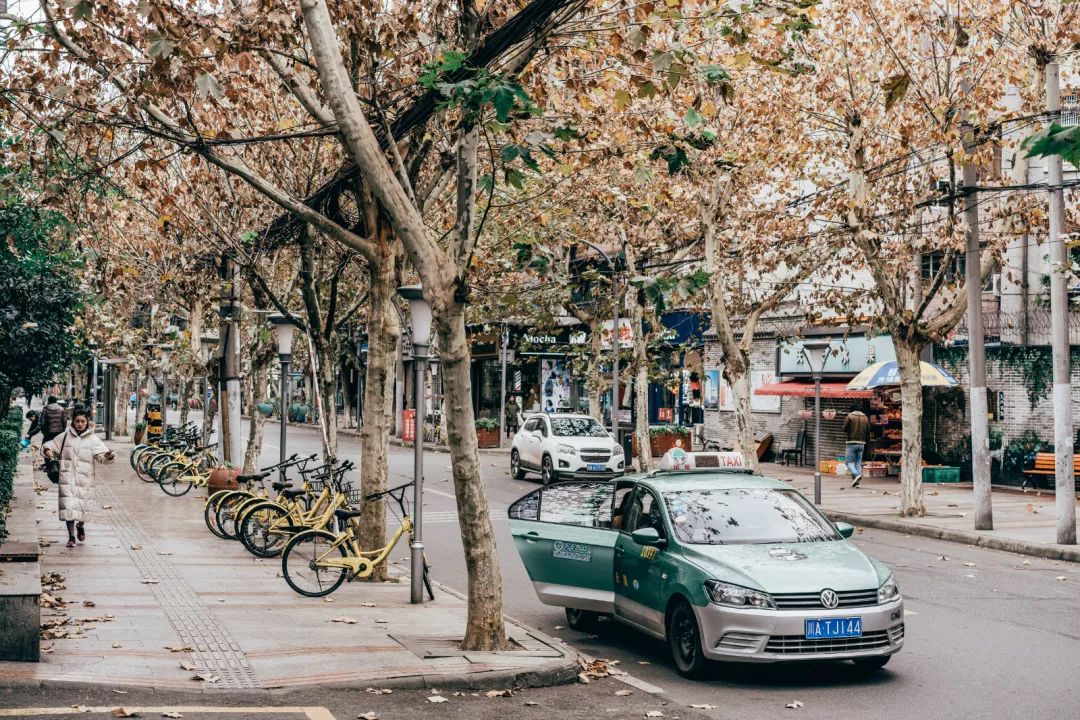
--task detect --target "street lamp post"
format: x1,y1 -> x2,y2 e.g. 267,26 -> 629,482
88,341 -> 99,422
267,313 -> 297,482
801,338 -> 832,505
397,285 -> 432,605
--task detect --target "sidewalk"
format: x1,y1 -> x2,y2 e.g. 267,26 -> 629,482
0,443 -> 576,693
761,461 -> 1080,563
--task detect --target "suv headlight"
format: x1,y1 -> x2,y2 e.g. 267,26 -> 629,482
557,443 -> 578,456
612,443 -> 624,456
877,574 -> 900,604
704,580 -> 776,610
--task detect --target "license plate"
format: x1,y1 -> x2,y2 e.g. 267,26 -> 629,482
805,617 -> 862,639
587,463 -> 606,472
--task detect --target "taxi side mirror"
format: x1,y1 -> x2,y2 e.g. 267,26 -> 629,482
836,522 -> 855,539
632,527 -> 666,547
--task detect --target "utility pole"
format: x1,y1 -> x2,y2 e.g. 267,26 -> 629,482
218,256 -> 243,465
962,116 -> 993,531
1044,62 -> 1076,545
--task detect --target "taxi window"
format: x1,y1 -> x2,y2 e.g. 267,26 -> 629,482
537,482 -> 614,528
508,489 -> 540,521
626,489 -> 665,537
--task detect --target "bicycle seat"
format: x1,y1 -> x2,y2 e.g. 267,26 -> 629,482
236,471 -> 271,483
281,489 -> 307,500
271,481 -> 292,491
334,508 -> 362,520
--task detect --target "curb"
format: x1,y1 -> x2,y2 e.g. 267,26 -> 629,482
824,509 -> 1080,563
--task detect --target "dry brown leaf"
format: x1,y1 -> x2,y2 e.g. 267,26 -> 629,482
178,660 -> 196,671
786,700 -> 805,709
330,616 -> 359,624
364,687 -> 393,695
1056,576 -> 1067,581
645,712 -> 663,718
83,600 -> 96,607
357,713 -> 378,720
689,705 -> 717,710
485,689 -> 512,697
162,713 -> 183,719
427,696 -> 449,703
111,708 -> 139,718
166,645 -> 194,653
615,690 -> 633,696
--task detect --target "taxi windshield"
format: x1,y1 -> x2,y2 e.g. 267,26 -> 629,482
663,488 -> 840,545
550,417 -> 609,437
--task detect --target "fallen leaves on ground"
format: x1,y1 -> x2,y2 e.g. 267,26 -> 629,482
645,712 -> 663,718
166,645 -> 194,653
615,690 -> 633,697
162,713 -> 183,719
192,672 -> 220,683
330,616 -> 359,624
938,555 -> 949,561
83,600 -> 96,607
357,713 -> 378,720
42,572 -> 66,591
365,688 -> 393,695
426,696 -> 449,704
1056,576 -> 1067,581
112,689 -> 127,694
178,660 -> 196,671
358,602 -> 377,607
140,578 -> 160,584
112,642 -> 123,648
130,544 -> 143,550
964,574 -> 977,579
578,656 -> 623,683
963,562 -> 976,567
39,538 -> 53,548
690,704 -> 717,710
70,705 -> 89,713
40,592 -> 65,608
786,700 -> 805,709
524,701 -> 539,706
484,689 -> 512,697
111,708 -> 139,718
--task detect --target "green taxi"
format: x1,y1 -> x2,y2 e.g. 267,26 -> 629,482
508,451 -> 904,677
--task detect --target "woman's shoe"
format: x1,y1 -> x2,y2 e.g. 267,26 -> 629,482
66,538 -> 76,548
76,523 -> 85,542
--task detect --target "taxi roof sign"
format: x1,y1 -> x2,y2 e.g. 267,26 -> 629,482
657,447 -> 749,472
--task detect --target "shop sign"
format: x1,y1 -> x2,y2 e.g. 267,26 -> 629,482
778,335 -> 897,376
600,318 -> 634,349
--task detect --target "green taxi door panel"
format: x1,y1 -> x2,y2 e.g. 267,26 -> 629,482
613,487 -> 670,637
508,482 -> 618,613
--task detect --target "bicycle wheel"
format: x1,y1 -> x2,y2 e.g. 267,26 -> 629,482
239,501 -> 291,558
281,530 -> 348,597
157,462 -> 195,497
215,491 -> 253,540
135,450 -> 165,482
204,490 -> 235,538
129,444 -> 152,473
146,453 -> 176,481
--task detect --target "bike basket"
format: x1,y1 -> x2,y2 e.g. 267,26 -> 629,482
345,488 -> 364,505
307,479 -> 327,493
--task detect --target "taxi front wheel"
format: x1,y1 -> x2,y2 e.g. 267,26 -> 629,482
565,607 -> 600,632
667,599 -> 709,679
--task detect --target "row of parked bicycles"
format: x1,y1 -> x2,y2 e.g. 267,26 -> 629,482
130,423 -> 433,599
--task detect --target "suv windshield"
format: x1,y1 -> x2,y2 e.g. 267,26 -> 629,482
663,488 -> 840,545
549,417 -> 609,438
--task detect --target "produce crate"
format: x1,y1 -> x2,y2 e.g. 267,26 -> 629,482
819,460 -> 836,474
834,464 -> 850,476
922,466 -> 960,483
863,461 -> 888,478
887,463 -> 901,475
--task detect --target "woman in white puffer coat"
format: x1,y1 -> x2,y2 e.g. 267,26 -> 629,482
43,408 -> 115,547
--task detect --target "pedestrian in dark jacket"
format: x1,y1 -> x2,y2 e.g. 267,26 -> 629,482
40,396 -> 68,444
844,404 -> 872,488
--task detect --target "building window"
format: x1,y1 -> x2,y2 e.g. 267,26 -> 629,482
921,251 -> 965,282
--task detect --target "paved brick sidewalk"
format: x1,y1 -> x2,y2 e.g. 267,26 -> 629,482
762,462 -> 1080,562
0,444 -> 576,692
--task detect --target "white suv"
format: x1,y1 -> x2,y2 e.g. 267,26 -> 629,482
510,413 -> 625,484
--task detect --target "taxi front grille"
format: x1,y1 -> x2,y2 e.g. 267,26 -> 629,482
772,589 -> 879,610
765,630 -> 891,655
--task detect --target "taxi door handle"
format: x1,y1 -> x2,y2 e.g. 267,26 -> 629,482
614,546 -> 624,556
524,531 -> 541,543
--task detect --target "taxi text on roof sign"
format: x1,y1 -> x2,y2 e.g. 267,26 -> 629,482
658,447 -> 748,471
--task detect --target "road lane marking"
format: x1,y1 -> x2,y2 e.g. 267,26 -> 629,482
0,708 -> 334,719
616,674 -> 666,694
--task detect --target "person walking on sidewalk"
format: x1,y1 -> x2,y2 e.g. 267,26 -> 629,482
40,395 -> 67,444
844,403 -> 871,488
42,408 -> 115,548
505,396 -> 521,437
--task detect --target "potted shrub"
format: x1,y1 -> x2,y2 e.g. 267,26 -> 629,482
288,402 -> 309,423
798,409 -> 813,420
256,400 -> 276,417
208,463 -> 240,492
633,424 -> 692,457
133,420 -> 147,445
476,417 -> 500,448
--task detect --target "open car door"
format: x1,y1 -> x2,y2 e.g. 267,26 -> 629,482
508,481 -> 620,613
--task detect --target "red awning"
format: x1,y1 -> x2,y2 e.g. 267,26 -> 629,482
754,381 -> 874,399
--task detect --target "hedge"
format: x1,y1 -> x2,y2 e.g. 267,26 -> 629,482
0,406 -> 23,539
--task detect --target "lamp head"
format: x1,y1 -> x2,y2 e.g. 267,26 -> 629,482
266,312 -> 298,357
397,285 -> 433,347
801,338 -> 832,374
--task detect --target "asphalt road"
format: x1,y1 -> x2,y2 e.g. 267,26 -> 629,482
66,415 -> 1080,719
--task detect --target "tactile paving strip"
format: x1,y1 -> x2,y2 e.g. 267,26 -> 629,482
98,482 -> 261,689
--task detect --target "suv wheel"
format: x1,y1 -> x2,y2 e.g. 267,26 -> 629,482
541,455 -> 556,485
668,599 -> 709,679
510,450 -> 526,480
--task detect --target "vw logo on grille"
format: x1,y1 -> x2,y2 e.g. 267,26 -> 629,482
820,589 -> 840,609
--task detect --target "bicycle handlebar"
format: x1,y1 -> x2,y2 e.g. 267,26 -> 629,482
364,480 -> 415,502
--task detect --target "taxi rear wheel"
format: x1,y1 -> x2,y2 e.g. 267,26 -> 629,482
667,599 -> 709,679
565,607 -> 600,632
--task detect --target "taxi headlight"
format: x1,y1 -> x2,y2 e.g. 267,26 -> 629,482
877,574 -> 900,604
557,443 -> 578,456
704,580 -> 776,610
